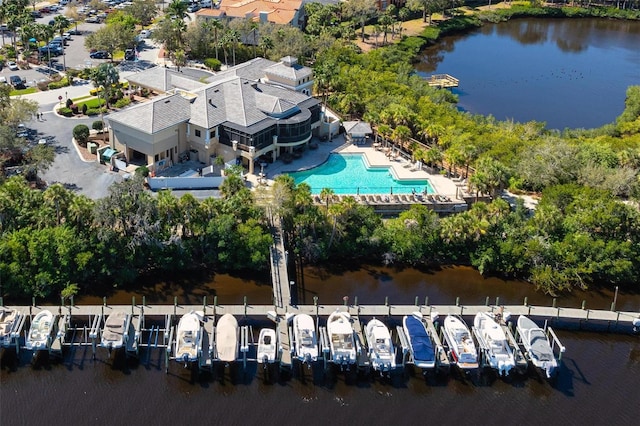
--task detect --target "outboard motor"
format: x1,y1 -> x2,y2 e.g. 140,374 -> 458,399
633,318 -> 640,334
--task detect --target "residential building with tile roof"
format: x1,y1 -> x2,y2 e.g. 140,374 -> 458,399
195,0 -> 304,27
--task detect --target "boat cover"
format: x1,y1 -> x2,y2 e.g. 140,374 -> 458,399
216,314 -> 238,362
519,316 -> 554,362
404,316 -> 435,363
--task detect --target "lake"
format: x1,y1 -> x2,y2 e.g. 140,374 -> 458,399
415,18 -> 640,129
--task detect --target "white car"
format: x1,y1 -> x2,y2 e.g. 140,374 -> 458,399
139,29 -> 152,39
7,61 -> 18,71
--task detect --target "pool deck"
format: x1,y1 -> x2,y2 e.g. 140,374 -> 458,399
251,136 -> 471,214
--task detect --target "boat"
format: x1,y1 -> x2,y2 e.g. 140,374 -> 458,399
403,313 -> 436,369
365,318 -> 396,373
174,311 -> 202,364
327,311 -> 356,366
256,328 -> 277,364
0,308 -> 18,347
26,310 -> 54,351
517,315 -> 558,378
215,313 -> 238,363
292,314 -> 318,363
442,315 -> 478,371
443,315 -> 478,370
100,311 -> 129,351
473,312 -> 516,376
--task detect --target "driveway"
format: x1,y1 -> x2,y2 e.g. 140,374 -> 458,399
25,105 -> 123,199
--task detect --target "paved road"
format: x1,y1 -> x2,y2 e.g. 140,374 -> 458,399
27,106 -> 124,199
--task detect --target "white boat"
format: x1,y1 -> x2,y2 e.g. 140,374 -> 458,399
517,315 -> 558,378
257,328 -> 277,364
403,313 -> 436,369
327,311 -> 356,365
215,313 -> 238,363
365,318 -> 396,373
292,314 -> 318,363
174,311 -> 202,363
101,311 -> 129,350
26,310 -> 54,351
0,308 -> 18,347
442,315 -> 479,371
474,312 -> 515,376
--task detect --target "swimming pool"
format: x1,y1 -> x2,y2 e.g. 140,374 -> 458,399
288,153 -> 434,195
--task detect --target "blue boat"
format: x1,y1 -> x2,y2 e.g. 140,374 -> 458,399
403,313 -> 436,369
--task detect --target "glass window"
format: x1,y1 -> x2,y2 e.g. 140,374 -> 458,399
195,129 -> 201,137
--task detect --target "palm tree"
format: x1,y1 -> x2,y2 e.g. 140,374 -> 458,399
90,63 -> 120,108
250,21 -> 258,58
227,28 -> 240,66
259,35 -> 273,59
210,19 -> 223,60
52,15 -> 70,70
43,183 -> 71,226
166,0 -> 190,21
319,187 -> 335,210
391,125 -> 411,150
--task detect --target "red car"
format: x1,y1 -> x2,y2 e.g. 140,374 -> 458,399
39,7 -> 50,13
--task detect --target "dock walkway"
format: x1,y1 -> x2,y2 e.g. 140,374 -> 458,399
427,74 -> 459,88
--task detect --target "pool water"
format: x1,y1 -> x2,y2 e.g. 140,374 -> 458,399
288,154 -> 433,195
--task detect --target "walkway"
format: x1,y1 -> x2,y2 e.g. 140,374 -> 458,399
268,207 -> 291,308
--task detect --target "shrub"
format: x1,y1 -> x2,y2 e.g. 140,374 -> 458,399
37,80 -> 50,91
48,79 -> 71,90
59,107 -> 73,117
73,124 -> 90,146
66,98 -> 73,108
85,108 -> 100,116
114,97 -> 131,108
70,104 -> 79,114
92,120 -> 104,131
82,104 -> 87,115
135,165 -> 149,177
204,58 -> 222,71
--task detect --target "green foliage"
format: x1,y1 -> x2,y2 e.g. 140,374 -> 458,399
92,120 -> 104,131
48,78 -> 71,90
58,107 -> 73,117
204,57 -> 222,71
85,108 -> 104,116
73,124 -> 90,145
113,97 -> 131,108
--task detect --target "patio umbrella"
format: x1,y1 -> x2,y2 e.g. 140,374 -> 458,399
29,38 -> 36,43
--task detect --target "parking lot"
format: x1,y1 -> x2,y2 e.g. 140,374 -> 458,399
1,15 -> 161,90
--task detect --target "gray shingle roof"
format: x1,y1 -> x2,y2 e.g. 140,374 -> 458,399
106,94 -> 192,134
204,57 -> 277,84
189,77 -> 316,129
343,121 -> 373,134
124,67 -> 205,92
264,58 -> 312,81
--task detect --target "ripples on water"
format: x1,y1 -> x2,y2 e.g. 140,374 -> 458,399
1,329 -> 639,425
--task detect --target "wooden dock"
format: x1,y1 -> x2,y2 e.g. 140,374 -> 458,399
427,74 -> 459,88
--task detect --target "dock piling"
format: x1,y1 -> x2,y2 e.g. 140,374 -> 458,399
415,296 -> 419,306
214,296 -> 218,317
173,296 -> 177,317
485,297 -> 489,306
70,295 -> 74,307
552,298 -> 557,308
582,300 -> 586,310
0,296 -> 3,307
424,296 -> 429,307
203,296 -> 207,315
244,296 -> 248,317
103,297 -> 106,307
524,297 -> 528,306
455,297 -> 459,307
495,297 -> 500,307
132,296 -> 135,314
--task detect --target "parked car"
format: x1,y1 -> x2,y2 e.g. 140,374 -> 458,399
31,11 -> 42,18
139,29 -> 152,39
187,4 -> 200,12
85,15 -> 100,23
67,28 -> 82,35
62,32 -> 72,40
124,48 -> 135,61
89,50 -> 110,59
39,6 -> 51,13
9,75 -> 25,90
7,61 -> 18,71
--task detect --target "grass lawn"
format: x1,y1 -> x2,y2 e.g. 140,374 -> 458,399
10,87 -> 38,96
71,95 -> 93,103
74,97 -> 105,109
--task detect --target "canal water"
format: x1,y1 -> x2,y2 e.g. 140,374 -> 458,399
3,266 -> 639,425
415,18 -> 640,129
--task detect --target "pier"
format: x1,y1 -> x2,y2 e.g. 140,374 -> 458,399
427,74 -> 459,88
2,298 -> 638,375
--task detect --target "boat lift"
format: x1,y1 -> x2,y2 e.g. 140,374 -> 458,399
513,319 -> 566,374
318,325 -> 330,370
423,314 -> 450,374
1,311 -> 27,353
